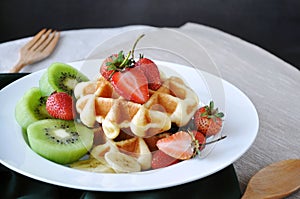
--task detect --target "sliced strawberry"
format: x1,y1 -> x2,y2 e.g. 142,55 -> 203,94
46,92 -> 74,120
135,58 -> 162,90
144,132 -> 171,152
156,131 -> 194,160
111,67 -> 150,104
151,150 -> 180,169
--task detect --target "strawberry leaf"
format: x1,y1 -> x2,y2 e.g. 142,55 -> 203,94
216,112 -> 224,118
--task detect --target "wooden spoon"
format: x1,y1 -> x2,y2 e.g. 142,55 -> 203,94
242,159 -> 300,199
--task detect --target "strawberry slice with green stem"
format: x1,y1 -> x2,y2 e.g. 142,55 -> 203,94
156,131 -> 195,160
156,130 -> 225,160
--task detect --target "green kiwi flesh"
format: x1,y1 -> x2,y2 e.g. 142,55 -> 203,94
27,119 -> 94,164
15,87 -> 51,129
39,62 -> 89,96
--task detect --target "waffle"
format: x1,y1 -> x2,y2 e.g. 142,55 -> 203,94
75,76 -> 199,139
114,137 -> 152,170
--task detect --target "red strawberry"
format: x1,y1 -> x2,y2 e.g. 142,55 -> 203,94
192,130 -> 206,151
156,131 -> 194,160
111,67 -> 149,104
151,150 -> 179,169
46,92 -> 74,120
135,58 -> 162,90
100,54 -> 117,80
100,34 -> 145,80
157,130 -> 226,161
100,52 -> 134,80
193,101 -> 224,137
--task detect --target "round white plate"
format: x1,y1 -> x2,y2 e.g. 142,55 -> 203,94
0,60 -> 258,191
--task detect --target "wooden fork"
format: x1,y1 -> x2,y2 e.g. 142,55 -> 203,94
10,28 -> 60,73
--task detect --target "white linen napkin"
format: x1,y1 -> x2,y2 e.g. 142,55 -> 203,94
0,25 -> 149,73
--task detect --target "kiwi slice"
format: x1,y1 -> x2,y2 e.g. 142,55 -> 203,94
15,87 -> 51,129
27,119 -> 94,164
39,62 -> 89,96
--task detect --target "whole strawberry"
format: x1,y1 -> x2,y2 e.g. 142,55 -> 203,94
135,57 -> 162,90
100,34 -> 144,81
193,101 -> 224,137
46,92 -> 75,120
100,51 -> 134,80
100,54 -> 118,80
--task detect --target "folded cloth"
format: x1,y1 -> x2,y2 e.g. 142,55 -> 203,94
0,25 -> 150,73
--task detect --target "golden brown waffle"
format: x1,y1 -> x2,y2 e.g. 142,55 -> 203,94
75,76 -> 199,139
113,137 -> 152,170
78,136 -> 152,172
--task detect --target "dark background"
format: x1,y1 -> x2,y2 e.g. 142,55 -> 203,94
0,0 -> 299,70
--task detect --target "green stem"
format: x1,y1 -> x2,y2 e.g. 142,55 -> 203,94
205,135 -> 227,145
119,51 -> 132,68
131,34 -> 145,60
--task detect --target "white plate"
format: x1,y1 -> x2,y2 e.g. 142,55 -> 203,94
0,60 -> 259,191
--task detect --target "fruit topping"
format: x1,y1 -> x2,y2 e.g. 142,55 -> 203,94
27,119 -> 94,164
156,130 -> 225,161
135,57 -> 162,90
15,87 -> 52,129
151,150 -> 180,169
156,131 -> 195,160
100,54 -> 117,80
70,158 -> 115,173
111,67 -> 150,104
104,151 -> 141,173
46,92 -> 75,120
39,62 -> 89,96
193,101 -> 224,137
192,130 -> 206,151
100,51 -> 134,80
99,34 -> 163,103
